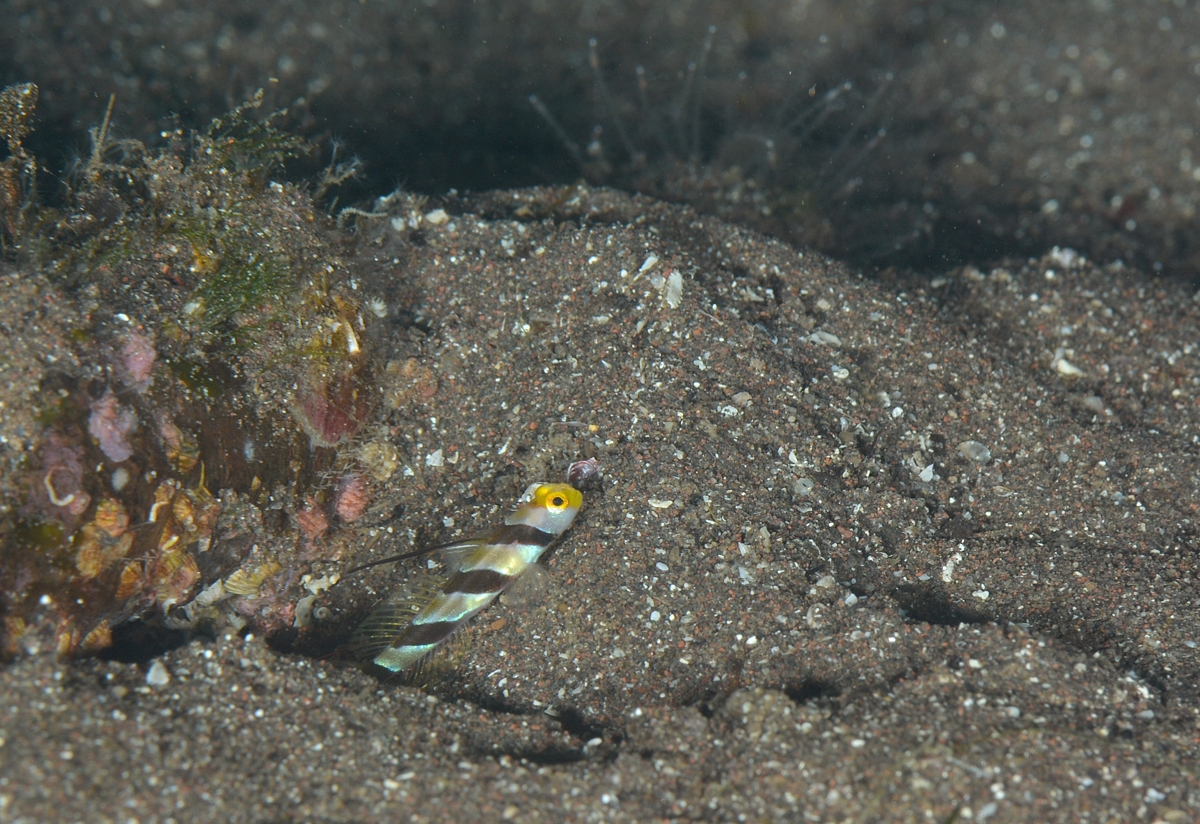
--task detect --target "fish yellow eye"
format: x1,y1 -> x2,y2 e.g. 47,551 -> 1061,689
535,483 -> 581,512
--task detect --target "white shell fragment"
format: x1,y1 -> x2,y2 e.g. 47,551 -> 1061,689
567,458 -> 601,486
424,208 -> 450,226
662,270 -> 684,308
146,660 -> 171,687
1052,348 -> 1084,377
638,254 -> 659,274
294,594 -> 318,628
193,579 -> 227,607
1055,357 -> 1084,377
957,440 -> 992,463
303,573 -> 341,595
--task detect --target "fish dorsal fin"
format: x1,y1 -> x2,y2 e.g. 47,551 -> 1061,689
343,538 -> 487,575
437,540 -> 487,574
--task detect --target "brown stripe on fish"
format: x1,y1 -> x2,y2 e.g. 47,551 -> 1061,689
398,619 -> 461,648
485,522 -> 557,549
452,568 -> 515,594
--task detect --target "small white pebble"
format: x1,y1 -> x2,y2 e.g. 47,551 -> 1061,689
424,208 -> 449,225
1054,356 -> 1084,377
146,660 -> 171,687
1049,246 -> 1081,267
111,466 -> 131,492
957,441 -> 992,463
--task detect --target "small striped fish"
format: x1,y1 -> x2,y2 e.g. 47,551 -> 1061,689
349,482 -> 583,674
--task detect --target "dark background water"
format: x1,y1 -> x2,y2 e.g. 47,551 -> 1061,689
4,0 -> 1200,279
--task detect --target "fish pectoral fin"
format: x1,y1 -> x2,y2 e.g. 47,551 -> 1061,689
500,564 -> 550,609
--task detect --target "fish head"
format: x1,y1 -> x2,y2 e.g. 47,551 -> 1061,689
507,482 -> 583,534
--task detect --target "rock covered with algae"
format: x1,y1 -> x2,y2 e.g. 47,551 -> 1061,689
0,86 -> 385,657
